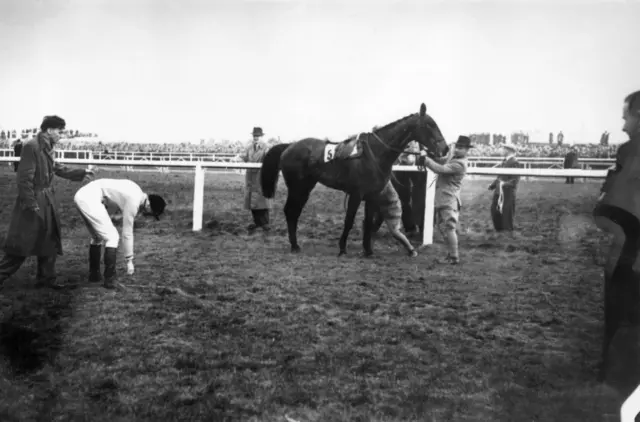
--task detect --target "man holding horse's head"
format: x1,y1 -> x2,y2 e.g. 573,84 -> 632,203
418,135 -> 473,264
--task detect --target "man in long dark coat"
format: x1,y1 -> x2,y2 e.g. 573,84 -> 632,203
563,145 -> 579,184
489,144 -> 520,232
0,116 -> 93,289
593,90 -> 640,394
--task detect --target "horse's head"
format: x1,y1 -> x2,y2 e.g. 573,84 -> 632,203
412,103 -> 449,159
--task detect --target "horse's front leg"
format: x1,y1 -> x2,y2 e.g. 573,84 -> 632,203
362,199 -> 375,257
338,194 -> 362,256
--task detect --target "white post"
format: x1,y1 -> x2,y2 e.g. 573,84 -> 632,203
192,163 -> 205,231
422,169 -> 435,246
622,383 -> 640,421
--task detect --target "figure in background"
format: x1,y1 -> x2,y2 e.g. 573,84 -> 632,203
489,144 -> 520,232
12,138 -> 22,172
234,127 -> 272,233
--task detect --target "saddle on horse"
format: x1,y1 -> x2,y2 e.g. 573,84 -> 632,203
324,134 -> 364,162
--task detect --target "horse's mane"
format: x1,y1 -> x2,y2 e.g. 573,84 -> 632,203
372,113 -> 417,134
339,113 -> 417,143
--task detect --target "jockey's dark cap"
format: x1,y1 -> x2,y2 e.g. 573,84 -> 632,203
148,194 -> 166,220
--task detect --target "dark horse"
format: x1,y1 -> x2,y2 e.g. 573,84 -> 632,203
260,103 -> 448,256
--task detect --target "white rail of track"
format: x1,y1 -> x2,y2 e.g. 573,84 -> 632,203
0,156 -> 608,246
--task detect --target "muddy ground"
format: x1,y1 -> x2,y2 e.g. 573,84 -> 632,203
0,166 -> 626,421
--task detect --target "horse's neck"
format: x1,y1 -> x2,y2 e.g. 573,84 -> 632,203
368,125 -> 412,169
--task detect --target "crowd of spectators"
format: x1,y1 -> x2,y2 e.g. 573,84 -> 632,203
0,133 -> 620,158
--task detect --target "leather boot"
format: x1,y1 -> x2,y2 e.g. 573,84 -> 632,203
89,244 -> 103,282
35,255 -> 65,289
103,247 -> 117,289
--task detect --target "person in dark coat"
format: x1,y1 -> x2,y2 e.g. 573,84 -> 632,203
563,145 -> 580,184
489,144 -> 520,232
234,127 -> 272,233
12,138 -> 22,172
0,116 -> 94,290
593,90 -> 640,393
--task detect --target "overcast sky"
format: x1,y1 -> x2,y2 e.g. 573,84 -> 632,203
0,0 -> 637,144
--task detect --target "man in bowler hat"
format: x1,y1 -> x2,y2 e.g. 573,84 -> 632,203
235,127 -> 272,233
563,145 -> 580,184
418,135 -> 473,264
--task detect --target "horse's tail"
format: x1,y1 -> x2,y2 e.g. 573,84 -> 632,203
261,143 -> 290,198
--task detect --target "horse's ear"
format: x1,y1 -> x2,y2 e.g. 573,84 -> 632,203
420,103 -> 427,116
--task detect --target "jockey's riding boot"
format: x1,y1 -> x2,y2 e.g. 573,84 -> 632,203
103,247 -> 117,289
89,244 -> 103,282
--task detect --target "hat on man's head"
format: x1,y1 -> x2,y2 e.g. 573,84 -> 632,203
455,135 -> 474,149
252,127 -> 264,137
148,194 -> 166,220
502,144 -> 518,153
40,115 -> 66,131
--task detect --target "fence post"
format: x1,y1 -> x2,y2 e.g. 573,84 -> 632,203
422,169 -> 435,246
192,162 -> 205,231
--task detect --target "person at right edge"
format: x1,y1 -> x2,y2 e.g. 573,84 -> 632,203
593,89 -> 640,397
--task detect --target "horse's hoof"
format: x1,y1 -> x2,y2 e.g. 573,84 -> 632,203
338,250 -> 347,257
363,251 -> 374,258
291,246 -> 301,253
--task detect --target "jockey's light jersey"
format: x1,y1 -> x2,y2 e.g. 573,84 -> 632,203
75,179 -> 147,258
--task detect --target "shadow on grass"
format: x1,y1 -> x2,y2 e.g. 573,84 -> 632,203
0,283 -> 77,376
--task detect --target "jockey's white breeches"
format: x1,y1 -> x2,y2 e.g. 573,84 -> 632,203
74,184 -> 120,248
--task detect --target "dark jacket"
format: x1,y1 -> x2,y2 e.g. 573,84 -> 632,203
3,132 -> 87,257
489,155 -> 521,192
563,150 -> 579,169
598,139 -> 640,222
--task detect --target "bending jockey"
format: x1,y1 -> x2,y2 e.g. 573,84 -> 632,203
73,178 -> 166,289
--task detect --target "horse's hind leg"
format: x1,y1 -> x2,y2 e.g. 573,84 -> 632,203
283,178 -> 316,253
362,198 -> 375,257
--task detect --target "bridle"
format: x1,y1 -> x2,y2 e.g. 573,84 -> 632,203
368,130 -> 441,189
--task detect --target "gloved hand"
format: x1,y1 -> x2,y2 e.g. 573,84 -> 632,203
125,257 -> 135,275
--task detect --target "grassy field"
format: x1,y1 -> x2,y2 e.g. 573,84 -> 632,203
0,165 -> 628,421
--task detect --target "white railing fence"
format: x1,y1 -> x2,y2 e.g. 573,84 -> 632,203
0,156 -> 607,246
